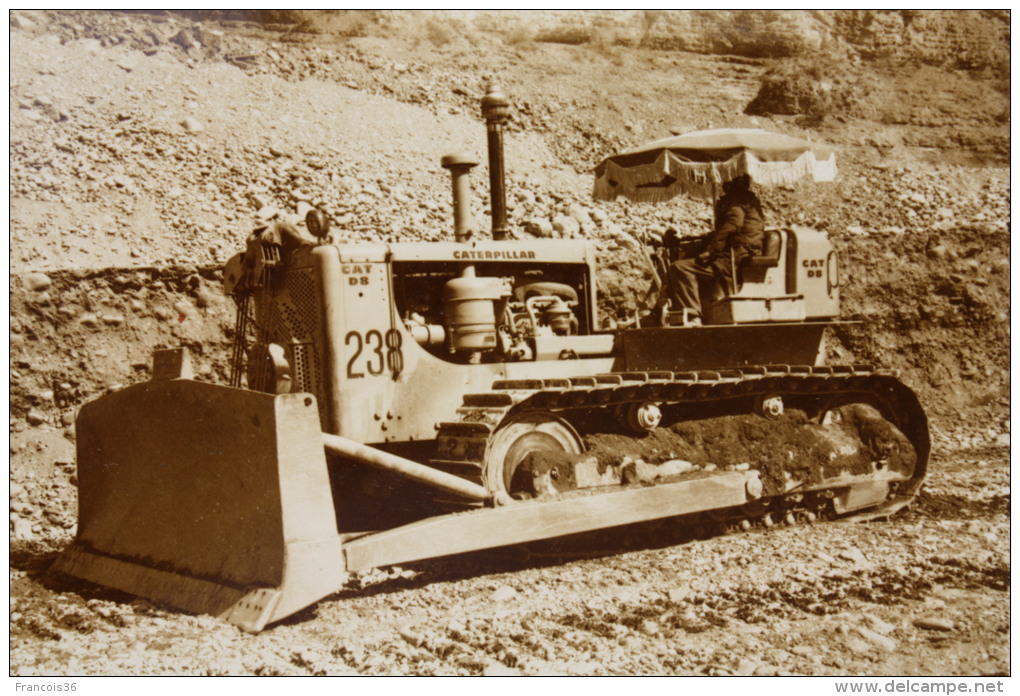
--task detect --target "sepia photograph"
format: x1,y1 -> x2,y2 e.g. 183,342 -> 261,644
9,9 -> 1009,679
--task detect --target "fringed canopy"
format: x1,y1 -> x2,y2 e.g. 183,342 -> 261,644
593,129 -> 837,203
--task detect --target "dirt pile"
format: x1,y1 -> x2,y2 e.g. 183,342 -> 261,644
580,405 -> 915,496
745,53 -> 876,121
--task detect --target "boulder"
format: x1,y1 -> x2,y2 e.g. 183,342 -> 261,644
524,217 -> 554,238
658,459 -> 694,476
181,116 -> 204,134
24,273 -> 52,292
552,215 -> 580,238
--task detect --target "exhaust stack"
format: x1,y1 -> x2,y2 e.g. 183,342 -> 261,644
481,83 -> 510,240
441,153 -> 479,243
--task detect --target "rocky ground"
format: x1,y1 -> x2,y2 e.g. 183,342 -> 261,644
9,448 -> 1010,676
8,10 -> 1010,676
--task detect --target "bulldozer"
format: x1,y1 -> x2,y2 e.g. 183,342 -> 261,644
54,86 -> 929,633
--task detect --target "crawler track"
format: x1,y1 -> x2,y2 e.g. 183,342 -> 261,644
432,364 -> 930,516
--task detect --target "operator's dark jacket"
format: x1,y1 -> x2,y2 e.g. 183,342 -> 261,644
705,190 -> 765,259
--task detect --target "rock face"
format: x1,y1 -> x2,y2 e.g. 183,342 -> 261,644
374,10 -> 1009,68
639,10 -> 828,57
828,10 -> 1009,70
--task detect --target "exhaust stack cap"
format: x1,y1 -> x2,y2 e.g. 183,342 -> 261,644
441,153 -> 480,171
481,84 -> 509,123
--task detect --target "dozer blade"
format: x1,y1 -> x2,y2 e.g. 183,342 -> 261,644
52,379 -> 346,633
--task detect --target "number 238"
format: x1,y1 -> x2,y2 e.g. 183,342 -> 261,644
345,329 -> 403,378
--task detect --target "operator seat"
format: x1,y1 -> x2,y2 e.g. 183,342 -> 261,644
704,227 -> 808,324
729,228 -> 782,291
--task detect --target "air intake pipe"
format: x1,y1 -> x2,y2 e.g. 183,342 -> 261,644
439,151 -> 508,355
441,153 -> 479,243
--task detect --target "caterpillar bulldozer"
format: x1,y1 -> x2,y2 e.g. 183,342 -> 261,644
54,86 -> 929,633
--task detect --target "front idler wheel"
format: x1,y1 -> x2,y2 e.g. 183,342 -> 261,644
482,412 -> 583,501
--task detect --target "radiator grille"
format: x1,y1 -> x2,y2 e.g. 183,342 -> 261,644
265,268 -> 322,398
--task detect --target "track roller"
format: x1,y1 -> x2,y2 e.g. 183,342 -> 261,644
756,394 -> 784,420
617,401 -> 663,433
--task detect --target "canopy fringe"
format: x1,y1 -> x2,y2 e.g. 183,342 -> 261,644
593,150 -> 837,203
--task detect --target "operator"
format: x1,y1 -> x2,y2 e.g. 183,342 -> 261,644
669,174 -> 765,324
